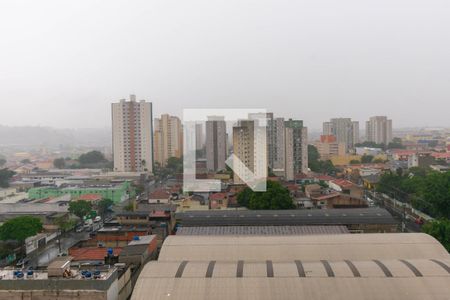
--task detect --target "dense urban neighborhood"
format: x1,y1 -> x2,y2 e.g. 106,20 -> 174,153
0,96 -> 449,299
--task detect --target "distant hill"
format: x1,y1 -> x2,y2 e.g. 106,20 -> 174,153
0,125 -> 111,147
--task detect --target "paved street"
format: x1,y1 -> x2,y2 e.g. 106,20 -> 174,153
28,231 -> 88,268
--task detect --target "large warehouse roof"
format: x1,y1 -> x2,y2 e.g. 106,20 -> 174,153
132,233 -> 450,299
175,207 -> 397,227
176,225 -> 349,236
158,233 -> 448,262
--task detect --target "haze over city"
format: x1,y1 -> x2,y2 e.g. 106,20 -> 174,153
1,0 -> 450,129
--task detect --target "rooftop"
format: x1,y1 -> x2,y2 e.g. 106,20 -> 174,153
176,226 -> 349,235
69,247 -> 123,261
175,208 -> 397,227
127,235 -> 157,246
149,189 -> 171,199
132,233 -> 450,300
77,194 -> 102,201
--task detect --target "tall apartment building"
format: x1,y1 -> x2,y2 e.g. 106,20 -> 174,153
205,116 -> 227,171
153,114 -> 183,167
284,119 -> 308,181
195,123 -> 204,151
366,116 -> 393,145
232,120 -> 255,184
323,118 -> 359,152
315,135 -> 346,161
231,114 -> 307,182
267,115 -> 286,176
112,95 -> 153,173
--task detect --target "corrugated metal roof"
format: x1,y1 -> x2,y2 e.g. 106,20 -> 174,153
175,207 -> 397,226
132,233 -> 450,300
132,273 -> 450,300
176,226 -> 349,236
158,233 -> 449,262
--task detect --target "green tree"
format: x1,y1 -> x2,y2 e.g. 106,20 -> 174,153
124,203 -> 134,212
350,159 -> 361,165
237,181 -> 294,210
55,216 -> 76,232
0,158 -> 7,167
387,137 -> 405,149
20,159 -> 31,164
376,170 -> 450,218
0,168 -> 14,188
308,145 -> 338,175
373,158 -> 385,163
166,157 -> 183,173
420,172 -> 450,218
68,200 -> 93,219
308,144 -> 320,162
98,199 -> 114,217
361,155 -> 374,164
422,219 -> 450,252
78,151 -> 107,165
0,216 -> 43,242
53,157 -> 66,169
237,187 -> 253,208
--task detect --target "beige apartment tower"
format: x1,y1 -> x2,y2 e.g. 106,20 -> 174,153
154,114 -> 183,167
366,116 -> 393,145
112,95 -> 153,173
323,118 -> 359,152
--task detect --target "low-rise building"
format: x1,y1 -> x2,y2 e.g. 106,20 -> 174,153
208,192 -> 228,209
315,135 -> 346,161
329,179 -> 364,199
175,208 -> 398,233
148,189 -> 171,204
0,258 -> 127,300
28,181 -> 133,203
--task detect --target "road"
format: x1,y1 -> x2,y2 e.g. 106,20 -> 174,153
28,231 -> 88,268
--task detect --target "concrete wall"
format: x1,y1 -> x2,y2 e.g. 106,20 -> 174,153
0,270 -> 118,300
0,203 -> 68,213
0,290 -> 108,300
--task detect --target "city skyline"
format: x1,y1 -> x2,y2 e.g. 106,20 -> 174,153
1,1 -> 450,129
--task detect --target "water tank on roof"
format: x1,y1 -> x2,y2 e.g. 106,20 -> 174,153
133,236 -> 140,241
107,248 -> 113,255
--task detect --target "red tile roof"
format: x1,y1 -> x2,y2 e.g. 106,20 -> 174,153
68,247 -> 122,261
431,152 -> 450,159
78,194 -> 102,201
315,175 -> 335,181
392,150 -> 417,156
331,179 -> 354,189
284,184 -> 299,191
149,189 -> 170,199
311,192 -> 340,201
149,211 -> 170,218
294,173 -> 309,180
209,192 -> 227,200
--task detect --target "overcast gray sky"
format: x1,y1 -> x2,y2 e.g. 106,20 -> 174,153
1,0 -> 449,130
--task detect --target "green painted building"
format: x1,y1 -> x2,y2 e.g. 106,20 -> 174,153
28,181 -> 134,203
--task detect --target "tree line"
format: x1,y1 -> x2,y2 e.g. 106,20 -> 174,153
53,150 -> 112,169
377,168 -> 450,219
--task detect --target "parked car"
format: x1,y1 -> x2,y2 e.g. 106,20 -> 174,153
75,226 -> 83,233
